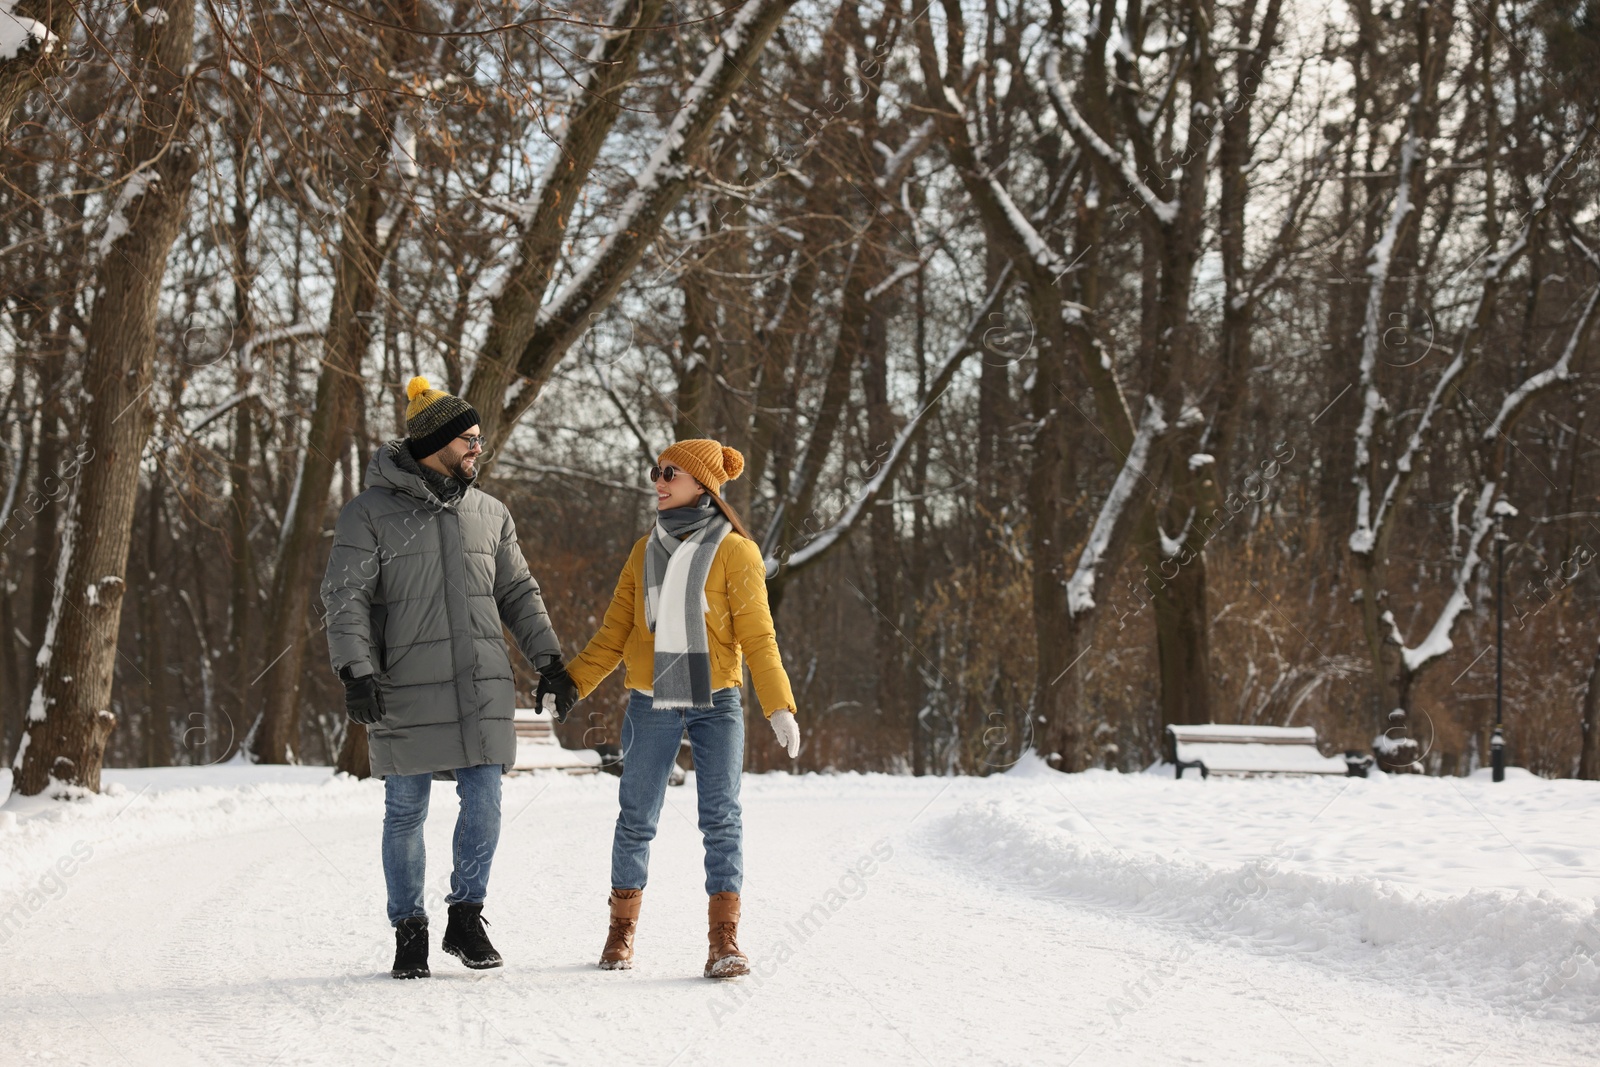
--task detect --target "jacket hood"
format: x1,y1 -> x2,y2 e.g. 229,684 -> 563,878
365,439 -> 475,506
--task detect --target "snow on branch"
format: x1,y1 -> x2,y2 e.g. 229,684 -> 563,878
985,170 -> 1075,278
183,388 -> 258,438
496,0 -> 794,424
878,119 -> 935,194
511,0 -> 640,209
780,262 -> 1016,576
1361,125 -> 1595,550
863,252 -> 933,303
1066,395 -> 1167,617
1482,284 -> 1598,443
96,171 -> 161,259
1361,124 -> 1597,667
1043,51 -> 1177,227
478,196 -> 542,225
1397,481 -> 1498,674
0,0 -> 60,62
474,0 -> 662,307
532,0 -> 791,334
1347,131 -> 1422,557
1480,117 -> 1596,285
239,321 -> 321,374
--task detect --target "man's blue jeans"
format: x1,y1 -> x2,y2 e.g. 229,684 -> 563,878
382,764 -> 502,926
612,687 -> 744,895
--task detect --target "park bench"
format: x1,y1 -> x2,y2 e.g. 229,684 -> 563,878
511,706 -> 606,774
510,706 -> 682,783
1165,724 -> 1373,779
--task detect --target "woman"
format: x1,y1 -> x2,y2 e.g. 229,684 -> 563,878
565,438 -> 801,979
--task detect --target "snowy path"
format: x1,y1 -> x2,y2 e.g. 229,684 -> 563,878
2,765 -> 1596,1066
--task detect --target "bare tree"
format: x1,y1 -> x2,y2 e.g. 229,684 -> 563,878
14,0 -> 201,794
463,0 -> 800,461
250,0 -> 428,763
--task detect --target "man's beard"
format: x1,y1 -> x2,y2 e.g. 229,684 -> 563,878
449,454 -> 476,482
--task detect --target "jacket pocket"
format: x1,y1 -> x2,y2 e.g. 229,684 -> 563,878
379,608 -> 420,676
370,603 -> 389,670
707,632 -> 735,686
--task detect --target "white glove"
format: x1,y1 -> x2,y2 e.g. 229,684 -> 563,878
769,709 -> 800,758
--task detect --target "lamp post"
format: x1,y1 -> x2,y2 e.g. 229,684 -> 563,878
1491,499 -> 1517,783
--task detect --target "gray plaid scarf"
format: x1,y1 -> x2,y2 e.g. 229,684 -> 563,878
643,498 -> 732,707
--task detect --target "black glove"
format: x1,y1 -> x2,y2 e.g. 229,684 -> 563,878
339,664 -> 386,726
534,660 -> 579,724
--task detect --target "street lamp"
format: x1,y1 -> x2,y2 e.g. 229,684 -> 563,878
1491,498 -> 1518,783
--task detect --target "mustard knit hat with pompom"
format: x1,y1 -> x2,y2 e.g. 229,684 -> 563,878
404,375 -> 481,460
657,438 -> 745,495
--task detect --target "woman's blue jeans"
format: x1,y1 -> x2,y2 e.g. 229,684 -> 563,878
612,687 -> 744,895
382,763 -> 502,926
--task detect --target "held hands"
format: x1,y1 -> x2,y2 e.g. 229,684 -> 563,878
535,659 -> 580,724
769,709 -> 800,758
338,664 -> 386,725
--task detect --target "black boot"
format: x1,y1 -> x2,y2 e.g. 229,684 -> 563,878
442,903 -> 503,969
391,916 -> 430,979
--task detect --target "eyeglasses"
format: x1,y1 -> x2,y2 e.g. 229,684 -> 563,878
456,434 -> 485,450
650,464 -> 691,483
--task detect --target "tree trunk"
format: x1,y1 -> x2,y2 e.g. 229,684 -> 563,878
251,177 -> 386,763
12,0 -> 200,795
1025,318 -> 1085,769
139,468 -> 172,767
1140,413 -> 1217,733
863,279 -> 903,769
745,243 -> 821,507
225,398 -> 256,762
0,365 -> 32,753
975,243 -> 1012,519
674,259 -> 716,442
906,266 -> 933,775
335,721 -> 371,778
1144,0 -> 1286,734
1346,0 -> 1454,751
224,111 -> 257,763
0,584 -> 18,766
1152,550 -> 1213,726
24,349 -> 64,708
1356,551 -> 1420,769
1580,634 -> 1600,780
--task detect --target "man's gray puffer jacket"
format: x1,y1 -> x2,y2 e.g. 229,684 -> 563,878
320,439 -> 562,777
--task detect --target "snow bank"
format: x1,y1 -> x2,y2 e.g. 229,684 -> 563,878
0,766 -> 373,902
928,770 -> 1600,1022
0,764 -> 633,904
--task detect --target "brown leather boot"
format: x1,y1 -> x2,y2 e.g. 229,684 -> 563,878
704,891 -> 750,978
599,888 -> 642,970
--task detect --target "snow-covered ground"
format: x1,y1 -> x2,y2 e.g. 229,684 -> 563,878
2,759 -> 1596,1065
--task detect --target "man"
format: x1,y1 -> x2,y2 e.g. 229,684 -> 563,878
320,375 -> 580,979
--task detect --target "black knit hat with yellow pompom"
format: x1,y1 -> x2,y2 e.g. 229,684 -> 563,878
404,376 -> 481,460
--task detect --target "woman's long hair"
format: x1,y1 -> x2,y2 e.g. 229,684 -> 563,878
704,486 -> 755,541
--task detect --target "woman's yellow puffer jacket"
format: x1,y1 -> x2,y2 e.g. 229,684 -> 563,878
566,531 -> 797,717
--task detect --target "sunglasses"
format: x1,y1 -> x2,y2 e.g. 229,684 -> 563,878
649,464 -> 695,484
